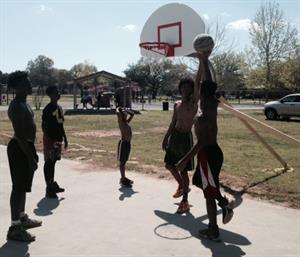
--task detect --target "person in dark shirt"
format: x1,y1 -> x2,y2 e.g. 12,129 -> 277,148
42,86 -> 68,198
6,71 -> 42,242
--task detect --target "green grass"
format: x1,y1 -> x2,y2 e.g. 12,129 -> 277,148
0,109 -> 299,208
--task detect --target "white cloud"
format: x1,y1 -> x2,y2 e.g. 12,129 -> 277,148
202,14 -> 210,20
117,24 -> 137,32
227,19 -> 258,31
36,4 -> 52,14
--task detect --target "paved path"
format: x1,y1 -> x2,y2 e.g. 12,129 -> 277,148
0,145 -> 299,257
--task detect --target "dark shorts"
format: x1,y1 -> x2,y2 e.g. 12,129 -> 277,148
192,144 -> 223,199
7,139 -> 36,193
43,135 -> 62,162
117,140 -> 131,164
164,129 -> 194,171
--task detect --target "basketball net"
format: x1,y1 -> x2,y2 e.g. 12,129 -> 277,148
139,42 -> 174,77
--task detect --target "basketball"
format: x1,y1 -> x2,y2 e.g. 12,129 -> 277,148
193,34 -> 214,53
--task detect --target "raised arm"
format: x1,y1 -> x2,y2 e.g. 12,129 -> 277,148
126,110 -> 135,123
193,55 -> 204,103
200,51 -> 212,82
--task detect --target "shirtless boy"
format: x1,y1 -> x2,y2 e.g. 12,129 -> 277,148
162,67 -> 203,214
117,107 -> 135,187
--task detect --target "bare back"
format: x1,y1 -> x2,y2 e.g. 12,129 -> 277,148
195,97 -> 218,146
117,114 -> 132,142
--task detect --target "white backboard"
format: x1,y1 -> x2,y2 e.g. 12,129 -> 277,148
140,3 -> 205,58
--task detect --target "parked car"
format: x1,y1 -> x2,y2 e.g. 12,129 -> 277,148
264,93 -> 300,120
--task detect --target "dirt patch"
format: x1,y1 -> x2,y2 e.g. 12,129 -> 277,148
73,130 -> 142,138
144,127 -> 168,133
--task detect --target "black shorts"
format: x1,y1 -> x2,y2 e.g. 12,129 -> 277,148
164,129 -> 194,171
7,139 -> 36,193
117,140 -> 131,164
192,144 -> 223,198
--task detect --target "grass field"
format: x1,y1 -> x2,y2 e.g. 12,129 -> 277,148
0,109 -> 299,208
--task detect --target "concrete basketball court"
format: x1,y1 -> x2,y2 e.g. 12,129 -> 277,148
0,145 -> 299,257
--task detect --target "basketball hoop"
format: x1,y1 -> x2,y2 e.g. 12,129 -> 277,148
139,42 -> 174,76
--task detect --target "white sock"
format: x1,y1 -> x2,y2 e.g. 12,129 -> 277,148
11,220 -> 21,226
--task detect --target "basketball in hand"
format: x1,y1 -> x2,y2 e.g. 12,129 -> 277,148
193,34 -> 214,53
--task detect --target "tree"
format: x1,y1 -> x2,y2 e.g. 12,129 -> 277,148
124,58 -> 190,99
70,61 -> 97,79
206,18 -> 235,56
70,61 -> 98,89
53,69 -> 73,94
211,52 -> 246,92
27,55 -> 55,88
27,55 -> 56,110
270,58 -> 300,92
249,1 -> 298,90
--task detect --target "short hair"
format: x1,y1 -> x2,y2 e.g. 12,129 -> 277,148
178,77 -> 194,95
46,86 -> 58,96
7,71 -> 28,89
200,80 -> 217,98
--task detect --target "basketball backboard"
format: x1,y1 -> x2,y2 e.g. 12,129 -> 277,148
140,3 -> 205,58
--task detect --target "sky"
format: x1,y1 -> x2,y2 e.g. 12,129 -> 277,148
0,0 -> 299,76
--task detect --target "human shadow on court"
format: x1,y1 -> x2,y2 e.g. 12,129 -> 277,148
220,165 -> 290,209
33,197 -> 65,216
118,187 -> 139,201
0,240 -> 30,257
154,210 -> 249,257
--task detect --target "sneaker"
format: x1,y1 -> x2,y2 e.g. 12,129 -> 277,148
173,187 -> 190,198
218,197 -> 235,224
46,190 -> 58,199
7,224 -> 35,242
53,181 -> 65,193
176,201 -> 190,214
173,187 -> 183,198
120,178 -> 133,187
222,207 -> 234,224
199,225 -> 220,241
21,214 -> 42,230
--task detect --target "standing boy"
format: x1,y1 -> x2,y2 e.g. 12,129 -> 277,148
117,107 -> 134,187
162,67 -> 203,214
42,86 -> 68,198
176,52 -> 234,241
6,71 -> 42,242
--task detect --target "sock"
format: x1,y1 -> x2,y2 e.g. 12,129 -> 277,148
11,220 -> 21,226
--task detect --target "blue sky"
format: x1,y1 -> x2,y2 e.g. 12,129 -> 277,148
1,0 -> 299,76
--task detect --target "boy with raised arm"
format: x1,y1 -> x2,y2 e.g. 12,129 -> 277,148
117,107 -> 135,187
162,66 -> 203,214
42,86 -> 68,198
6,71 -> 42,242
176,52 -> 234,241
